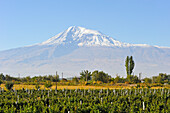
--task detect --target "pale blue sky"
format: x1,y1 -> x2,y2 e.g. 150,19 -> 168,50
0,0 -> 170,51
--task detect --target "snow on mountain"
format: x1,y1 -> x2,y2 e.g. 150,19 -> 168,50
40,26 -> 149,47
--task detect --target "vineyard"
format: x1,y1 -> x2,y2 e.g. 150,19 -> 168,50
0,88 -> 169,112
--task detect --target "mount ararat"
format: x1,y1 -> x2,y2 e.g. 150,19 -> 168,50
0,26 -> 170,78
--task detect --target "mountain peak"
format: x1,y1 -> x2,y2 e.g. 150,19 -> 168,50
40,26 -> 152,48
67,26 -> 102,36
40,26 -> 128,47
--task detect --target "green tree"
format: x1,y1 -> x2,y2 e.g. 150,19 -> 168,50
80,70 -> 91,81
125,56 -> 129,75
91,70 -> 99,81
0,73 -> 5,80
5,75 -> 12,81
72,77 -> 79,85
144,77 -> 152,83
152,73 -> 169,83
25,76 -> 31,82
114,75 -> 125,83
92,71 -> 111,83
129,56 -> 135,75
114,75 -> 121,83
125,56 -> 135,76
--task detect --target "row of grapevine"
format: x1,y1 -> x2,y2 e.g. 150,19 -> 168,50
0,88 -> 169,112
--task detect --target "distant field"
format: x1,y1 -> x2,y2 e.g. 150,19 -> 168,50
0,84 -> 169,90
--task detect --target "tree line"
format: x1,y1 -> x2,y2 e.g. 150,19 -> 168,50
0,56 -> 169,85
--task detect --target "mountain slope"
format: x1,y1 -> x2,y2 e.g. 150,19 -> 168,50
0,26 -> 170,77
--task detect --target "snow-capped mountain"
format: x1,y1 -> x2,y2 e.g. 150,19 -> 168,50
40,26 -> 149,47
40,26 -> 126,47
0,26 -> 170,77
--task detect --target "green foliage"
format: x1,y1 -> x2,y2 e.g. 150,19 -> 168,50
44,81 -> 52,88
0,88 -> 169,112
125,56 -> 129,75
114,75 -> 125,83
136,84 -> 140,88
144,77 -> 152,83
72,77 -> 79,85
126,75 -> 139,83
125,56 -> 135,76
146,84 -> 151,88
152,73 -> 169,84
92,70 -> 111,83
35,83 -> 40,90
0,73 -> 5,80
151,83 -> 163,87
129,56 -> 135,75
0,71 -> 169,86
80,70 -> 91,81
0,80 -> 2,85
5,81 -> 14,90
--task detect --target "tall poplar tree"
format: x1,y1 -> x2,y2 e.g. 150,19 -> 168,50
129,56 -> 135,75
125,56 -> 135,76
125,56 -> 129,75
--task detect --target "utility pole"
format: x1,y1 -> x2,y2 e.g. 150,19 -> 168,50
62,72 -> 63,84
139,73 -> 142,80
56,71 -> 57,90
18,73 -> 21,87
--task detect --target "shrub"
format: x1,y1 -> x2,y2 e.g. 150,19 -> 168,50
125,82 -> 129,84
85,83 -> 90,85
136,84 -> 140,88
35,83 -> 40,90
44,81 -> 52,88
151,83 -> 163,87
0,80 -> 2,85
5,81 -> 14,90
147,84 -> 151,88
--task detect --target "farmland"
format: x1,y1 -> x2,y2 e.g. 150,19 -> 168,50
0,73 -> 169,112
0,84 -> 169,90
0,87 -> 169,112
0,84 -> 132,90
